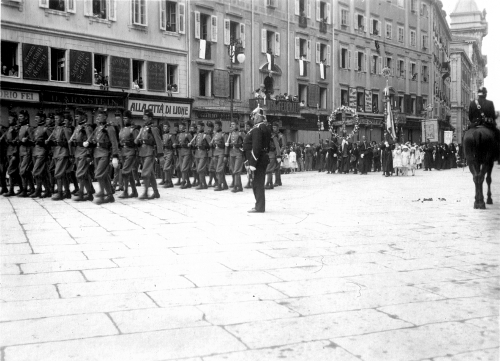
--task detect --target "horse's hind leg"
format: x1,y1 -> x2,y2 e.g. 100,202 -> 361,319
470,162 -> 486,209
486,163 -> 493,205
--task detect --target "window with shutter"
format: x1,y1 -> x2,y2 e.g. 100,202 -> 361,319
160,1 -> 166,30
240,24 -> 246,48
66,0 -> 75,13
224,19 -> 230,45
316,0 -> 321,21
307,40 -> 311,62
316,42 -> 320,64
178,3 -> 185,34
295,0 -> 300,15
275,32 -> 280,56
307,0 -> 311,18
263,30 -> 268,54
326,3 -> 331,24
195,11 -> 200,39
326,45 -> 331,66
211,15 -> 218,42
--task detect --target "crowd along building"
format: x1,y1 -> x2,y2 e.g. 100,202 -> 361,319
1,0 -> 193,128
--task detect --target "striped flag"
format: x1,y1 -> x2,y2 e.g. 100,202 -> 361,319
386,92 -> 396,139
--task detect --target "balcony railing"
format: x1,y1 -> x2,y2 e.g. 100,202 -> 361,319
299,15 -> 307,28
249,98 -> 301,114
319,21 -> 327,33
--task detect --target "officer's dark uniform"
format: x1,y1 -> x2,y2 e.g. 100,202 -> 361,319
244,115 -> 271,213
211,120 -> 229,191
358,139 -> 372,175
0,125 -> 8,194
226,123 -> 245,192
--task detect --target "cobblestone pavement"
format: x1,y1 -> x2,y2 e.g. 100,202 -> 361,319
1,166 -> 499,361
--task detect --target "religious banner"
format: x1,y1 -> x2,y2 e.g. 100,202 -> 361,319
349,87 -> 357,108
444,130 -> 453,145
365,90 -> 373,113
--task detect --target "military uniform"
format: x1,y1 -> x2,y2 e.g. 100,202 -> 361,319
49,116 -> 74,200
161,124 -> 176,188
358,139 -> 372,175
31,112 -> 52,198
88,110 -> 119,204
176,123 -> 193,189
192,122 -> 211,189
206,122 -> 217,187
226,125 -> 245,192
0,126 -> 8,194
273,130 -> 284,186
211,121 -> 229,191
17,111 -> 35,197
243,116 -> 271,212
265,124 -> 281,189
3,114 -> 22,197
469,89 -> 500,161
135,112 -> 163,199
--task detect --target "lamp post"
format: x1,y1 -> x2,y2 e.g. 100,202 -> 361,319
228,39 -> 246,126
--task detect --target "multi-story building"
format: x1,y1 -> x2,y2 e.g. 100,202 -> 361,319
449,0 -> 488,143
1,0 -> 192,126
187,0 -> 334,144
332,0 -> 433,144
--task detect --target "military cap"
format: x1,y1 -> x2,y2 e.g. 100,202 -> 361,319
478,86 -> 487,96
114,110 -> 122,117
75,108 -> 86,116
271,121 -> 279,127
143,109 -> 154,118
63,113 -> 73,122
55,111 -> 64,118
123,110 -> 132,118
48,113 -> 55,120
163,121 -> 170,127
197,120 -> 205,126
173,122 -> 179,128
214,120 -> 222,126
97,108 -> 108,115
245,119 -> 254,127
36,110 -> 46,119
206,121 -> 214,128
19,110 -> 30,119
8,111 -> 17,119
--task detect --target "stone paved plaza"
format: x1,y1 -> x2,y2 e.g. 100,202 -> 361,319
1,166 -> 499,361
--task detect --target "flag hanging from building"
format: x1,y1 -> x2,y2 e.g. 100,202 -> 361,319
320,62 -> 325,79
386,95 -> 396,139
299,59 -> 304,76
199,39 -> 206,60
266,52 -> 274,72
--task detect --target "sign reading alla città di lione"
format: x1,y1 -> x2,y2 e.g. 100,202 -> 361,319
129,99 -> 191,118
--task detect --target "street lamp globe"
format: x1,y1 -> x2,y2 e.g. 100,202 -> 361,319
237,53 -> 246,64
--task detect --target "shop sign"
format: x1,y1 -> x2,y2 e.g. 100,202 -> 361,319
109,56 -> 131,89
349,87 -> 357,108
69,50 -> 93,85
129,99 -> 191,118
22,44 -> 49,81
0,90 -> 40,102
365,90 -> 372,113
248,99 -> 300,114
147,61 -> 165,92
42,91 -> 124,107
213,69 -> 229,97
194,111 -> 239,120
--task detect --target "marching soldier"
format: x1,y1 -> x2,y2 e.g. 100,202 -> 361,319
265,122 -> 281,189
17,110 -> 35,197
135,110 -> 163,199
244,108 -> 271,212
188,122 -> 199,187
48,112 -> 73,200
0,123 -> 8,194
30,111 -> 52,198
70,109 -> 96,202
117,110 -> 139,198
226,120 -> 245,193
85,108 -> 119,204
3,112 -> 22,197
63,115 -> 80,195
161,121 -> 176,188
111,111 -> 124,192
193,121 -> 211,189
177,121 -> 193,189
244,119 -> 253,189
212,120 -> 229,191
206,121 -> 217,188
46,114 -> 57,193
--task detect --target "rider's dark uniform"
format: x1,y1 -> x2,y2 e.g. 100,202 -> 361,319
468,90 -> 500,161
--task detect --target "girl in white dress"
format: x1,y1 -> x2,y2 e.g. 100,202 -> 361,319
289,147 -> 297,173
401,145 -> 410,176
393,143 -> 402,176
409,146 -> 417,176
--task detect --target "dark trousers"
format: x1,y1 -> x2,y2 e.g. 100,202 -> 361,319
252,154 -> 269,212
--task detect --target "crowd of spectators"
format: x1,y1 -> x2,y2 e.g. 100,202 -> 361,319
1,63 -> 18,77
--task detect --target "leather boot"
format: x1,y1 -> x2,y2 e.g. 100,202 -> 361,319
192,171 -> 199,187
17,177 -> 28,197
150,175 -> 160,199
71,173 -> 79,195
3,182 -> 16,197
164,171 -> 173,188
118,175 -> 129,199
94,179 -> 105,198
129,175 -> 138,197
30,178 -> 42,198
180,172 -> 191,189
27,175 -> 36,196
265,174 -> 274,189
73,179 -> 86,201
230,175 -> 235,188
95,179 -> 115,204
195,173 -> 205,190
51,179 -> 64,201
138,177 -> 150,200
207,171 -> 214,187
159,171 -> 166,185
41,177 -> 52,198
83,179 -> 94,202
214,173 -> 224,191
63,177 -> 72,199
221,174 -> 229,190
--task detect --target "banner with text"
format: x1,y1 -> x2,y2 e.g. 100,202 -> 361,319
349,87 -> 357,108
365,90 -> 372,113
129,99 -> 191,118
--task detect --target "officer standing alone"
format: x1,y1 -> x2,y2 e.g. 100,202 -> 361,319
244,109 -> 271,213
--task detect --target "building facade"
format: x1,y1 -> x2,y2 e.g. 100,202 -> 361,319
332,0 -> 435,144
449,0 -> 488,143
1,0 -> 192,127
187,0 -> 334,144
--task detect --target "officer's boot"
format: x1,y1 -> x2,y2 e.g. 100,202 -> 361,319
73,178 -> 86,201
207,171 -> 214,187
273,171 -> 279,187
138,178 -> 150,200
237,174 -> 243,191
192,170 -> 199,187
50,173 -> 56,193
95,178 -> 115,204
186,173 -> 192,188
3,179 -> 16,197
159,170 -> 166,185
71,172 -> 79,195
41,176 -> 52,198
118,175 -> 130,199
231,175 -> 241,193
230,175 -> 235,188
165,170 -> 173,188
180,172 -> 190,189
214,173 -> 224,191
17,177 -> 28,197
195,173 -> 205,190
276,170 -> 282,186
51,179 -> 64,201
94,178 -> 105,198
150,175 -> 160,199
129,175 -> 138,198
175,170 -> 182,185
30,178 -> 42,198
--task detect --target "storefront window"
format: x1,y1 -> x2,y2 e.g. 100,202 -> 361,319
167,64 -> 178,93
50,48 -> 66,82
94,54 -> 108,86
132,60 -> 144,89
